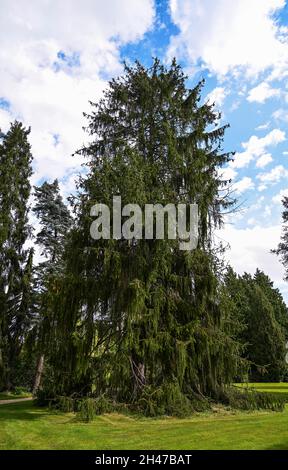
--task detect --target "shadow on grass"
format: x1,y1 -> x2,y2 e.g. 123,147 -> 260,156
265,442 -> 288,450
0,401 -> 58,422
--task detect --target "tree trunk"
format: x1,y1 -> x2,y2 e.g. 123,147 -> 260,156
130,357 -> 145,396
33,354 -> 44,395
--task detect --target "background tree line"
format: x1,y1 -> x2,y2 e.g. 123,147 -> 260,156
0,60 -> 288,415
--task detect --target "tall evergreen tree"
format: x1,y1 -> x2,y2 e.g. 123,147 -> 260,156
46,60 -> 244,411
224,267 -> 288,382
33,180 -> 72,268
0,121 -> 33,389
32,179 -> 72,393
244,281 -> 286,382
254,268 -> 288,337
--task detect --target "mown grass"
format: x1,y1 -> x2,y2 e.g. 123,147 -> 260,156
0,392 -> 32,401
237,382 -> 288,393
235,382 -> 288,402
1,384 -> 288,450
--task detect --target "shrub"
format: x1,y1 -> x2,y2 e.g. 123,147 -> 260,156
47,394 -> 115,421
77,398 -> 96,422
57,396 -> 75,413
220,386 -> 285,412
36,384 -> 285,422
137,381 -> 210,417
12,386 -> 30,396
76,395 -> 114,421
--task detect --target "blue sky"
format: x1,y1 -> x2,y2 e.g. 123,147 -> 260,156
0,0 -> 288,298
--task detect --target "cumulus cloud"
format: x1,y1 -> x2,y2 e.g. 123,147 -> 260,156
205,86 -> 228,107
219,166 -> 237,182
219,223 -> 287,300
272,188 -> 288,204
273,108 -> 288,123
258,184 -> 268,192
247,81 -> 280,103
257,164 -> 288,184
0,0 -> 155,183
230,129 -> 285,169
255,153 -> 273,168
234,176 -> 254,194
168,0 -> 288,77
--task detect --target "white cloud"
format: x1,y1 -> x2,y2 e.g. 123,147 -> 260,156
230,129 -> 285,169
273,108 -> 288,123
234,177 -> 254,194
243,129 -> 285,154
0,0 -> 155,182
255,153 -> 273,168
168,0 -> 288,77
272,188 -> 288,204
219,223 -> 287,300
250,195 -> 265,210
219,166 -> 237,182
257,164 -> 288,183
247,82 -> 280,103
0,108 -> 12,133
247,217 -> 257,226
264,204 -> 272,217
258,184 -> 267,192
206,86 -> 228,107
256,122 -> 270,131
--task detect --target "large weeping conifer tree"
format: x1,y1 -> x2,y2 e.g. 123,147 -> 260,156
48,60 -> 244,407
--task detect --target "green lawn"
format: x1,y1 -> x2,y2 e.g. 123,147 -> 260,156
1,384 -> 288,450
0,392 -> 31,401
237,382 -> 288,393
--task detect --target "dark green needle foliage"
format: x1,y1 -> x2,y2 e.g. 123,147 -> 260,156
33,180 -> 73,269
42,60 -> 268,414
224,267 -> 288,382
0,121 -> 33,389
0,64 -> 286,417
254,268 -> 288,340
31,179 -> 73,393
